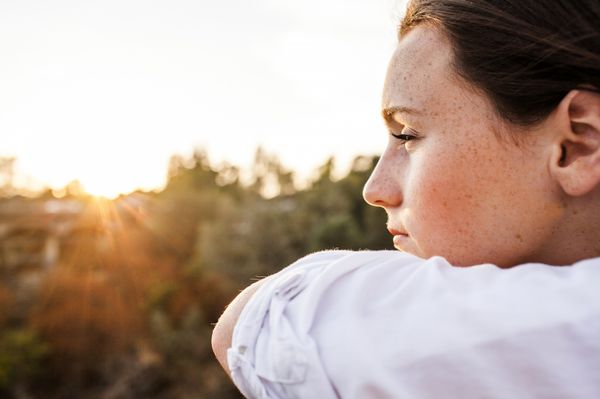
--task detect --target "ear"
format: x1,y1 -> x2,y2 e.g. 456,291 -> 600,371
549,89 -> 600,196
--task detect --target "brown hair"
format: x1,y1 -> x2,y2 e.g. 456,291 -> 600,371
400,0 -> 600,126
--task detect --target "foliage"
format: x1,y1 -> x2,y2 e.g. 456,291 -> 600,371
0,329 -> 49,391
0,157 -> 16,198
0,284 -> 13,327
0,149 -> 391,398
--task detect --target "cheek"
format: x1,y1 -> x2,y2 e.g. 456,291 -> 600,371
404,139 -> 556,265
405,146 -> 488,257
408,158 -> 478,241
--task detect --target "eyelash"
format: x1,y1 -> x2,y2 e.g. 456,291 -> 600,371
390,127 -> 419,144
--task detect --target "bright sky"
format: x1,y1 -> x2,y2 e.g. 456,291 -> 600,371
0,0 -> 405,198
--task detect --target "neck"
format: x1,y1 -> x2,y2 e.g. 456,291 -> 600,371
532,195 -> 600,266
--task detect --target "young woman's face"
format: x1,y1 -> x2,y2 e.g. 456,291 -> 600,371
363,26 -> 564,267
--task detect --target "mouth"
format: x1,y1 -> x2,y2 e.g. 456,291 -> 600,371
387,227 -> 410,250
387,227 -> 408,237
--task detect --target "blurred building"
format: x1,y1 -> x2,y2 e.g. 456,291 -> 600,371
0,197 -> 84,273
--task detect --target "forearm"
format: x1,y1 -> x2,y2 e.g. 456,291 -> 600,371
211,275 -> 275,376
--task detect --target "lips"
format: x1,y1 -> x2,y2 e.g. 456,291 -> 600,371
387,227 -> 408,237
388,227 -> 410,251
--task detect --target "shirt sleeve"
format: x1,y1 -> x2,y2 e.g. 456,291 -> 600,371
227,250 -> 371,398
227,251 -> 600,399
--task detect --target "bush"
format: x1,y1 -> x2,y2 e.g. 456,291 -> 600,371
0,329 -> 49,391
0,284 -> 13,326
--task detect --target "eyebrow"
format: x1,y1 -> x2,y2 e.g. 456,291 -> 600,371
381,106 -> 422,123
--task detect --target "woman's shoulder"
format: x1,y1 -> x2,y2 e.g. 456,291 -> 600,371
229,250 -> 600,398
289,249 -> 600,289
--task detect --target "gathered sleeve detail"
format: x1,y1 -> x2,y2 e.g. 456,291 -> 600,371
227,250 -> 360,399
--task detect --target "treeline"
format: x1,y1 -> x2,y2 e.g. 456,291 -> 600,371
0,149 -> 390,399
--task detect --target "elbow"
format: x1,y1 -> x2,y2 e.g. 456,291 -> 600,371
211,315 -> 232,374
210,319 -> 222,359
210,276 -> 272,375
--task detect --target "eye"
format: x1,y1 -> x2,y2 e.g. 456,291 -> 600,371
390,127 -> 419,145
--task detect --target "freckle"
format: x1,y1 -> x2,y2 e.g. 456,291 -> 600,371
515,233 -> 523,242
572,209 -> 578,215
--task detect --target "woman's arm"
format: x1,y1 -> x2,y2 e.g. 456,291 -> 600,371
211,251 -> 347,381
211,275 -> 274,376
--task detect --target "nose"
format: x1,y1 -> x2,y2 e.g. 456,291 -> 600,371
363,147 -> 403,208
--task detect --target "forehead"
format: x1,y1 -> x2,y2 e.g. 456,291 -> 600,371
382,26 -> 456,116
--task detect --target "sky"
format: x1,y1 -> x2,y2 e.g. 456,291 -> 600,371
0,0 -> 405,198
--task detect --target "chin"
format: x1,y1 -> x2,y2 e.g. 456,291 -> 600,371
417,248 -> 490,267
446,253 -> 522,268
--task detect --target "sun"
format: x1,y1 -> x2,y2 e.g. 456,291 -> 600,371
38,149 -> 169,200
81,180 -> 128,199
78,169 -> 150,199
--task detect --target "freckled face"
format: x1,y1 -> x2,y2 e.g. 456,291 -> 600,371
363,26 -> 563,267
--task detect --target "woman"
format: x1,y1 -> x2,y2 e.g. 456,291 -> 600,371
213,0 -> 600,397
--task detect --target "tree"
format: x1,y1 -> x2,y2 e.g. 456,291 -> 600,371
0,157 -> 16,198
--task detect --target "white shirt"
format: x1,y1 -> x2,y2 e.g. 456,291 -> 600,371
227,250 -> 600,399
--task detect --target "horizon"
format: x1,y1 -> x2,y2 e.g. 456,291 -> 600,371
0,0 -> 406,199
1,147 -> 379,199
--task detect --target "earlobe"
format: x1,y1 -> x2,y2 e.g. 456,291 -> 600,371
550,89 -> 600,196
